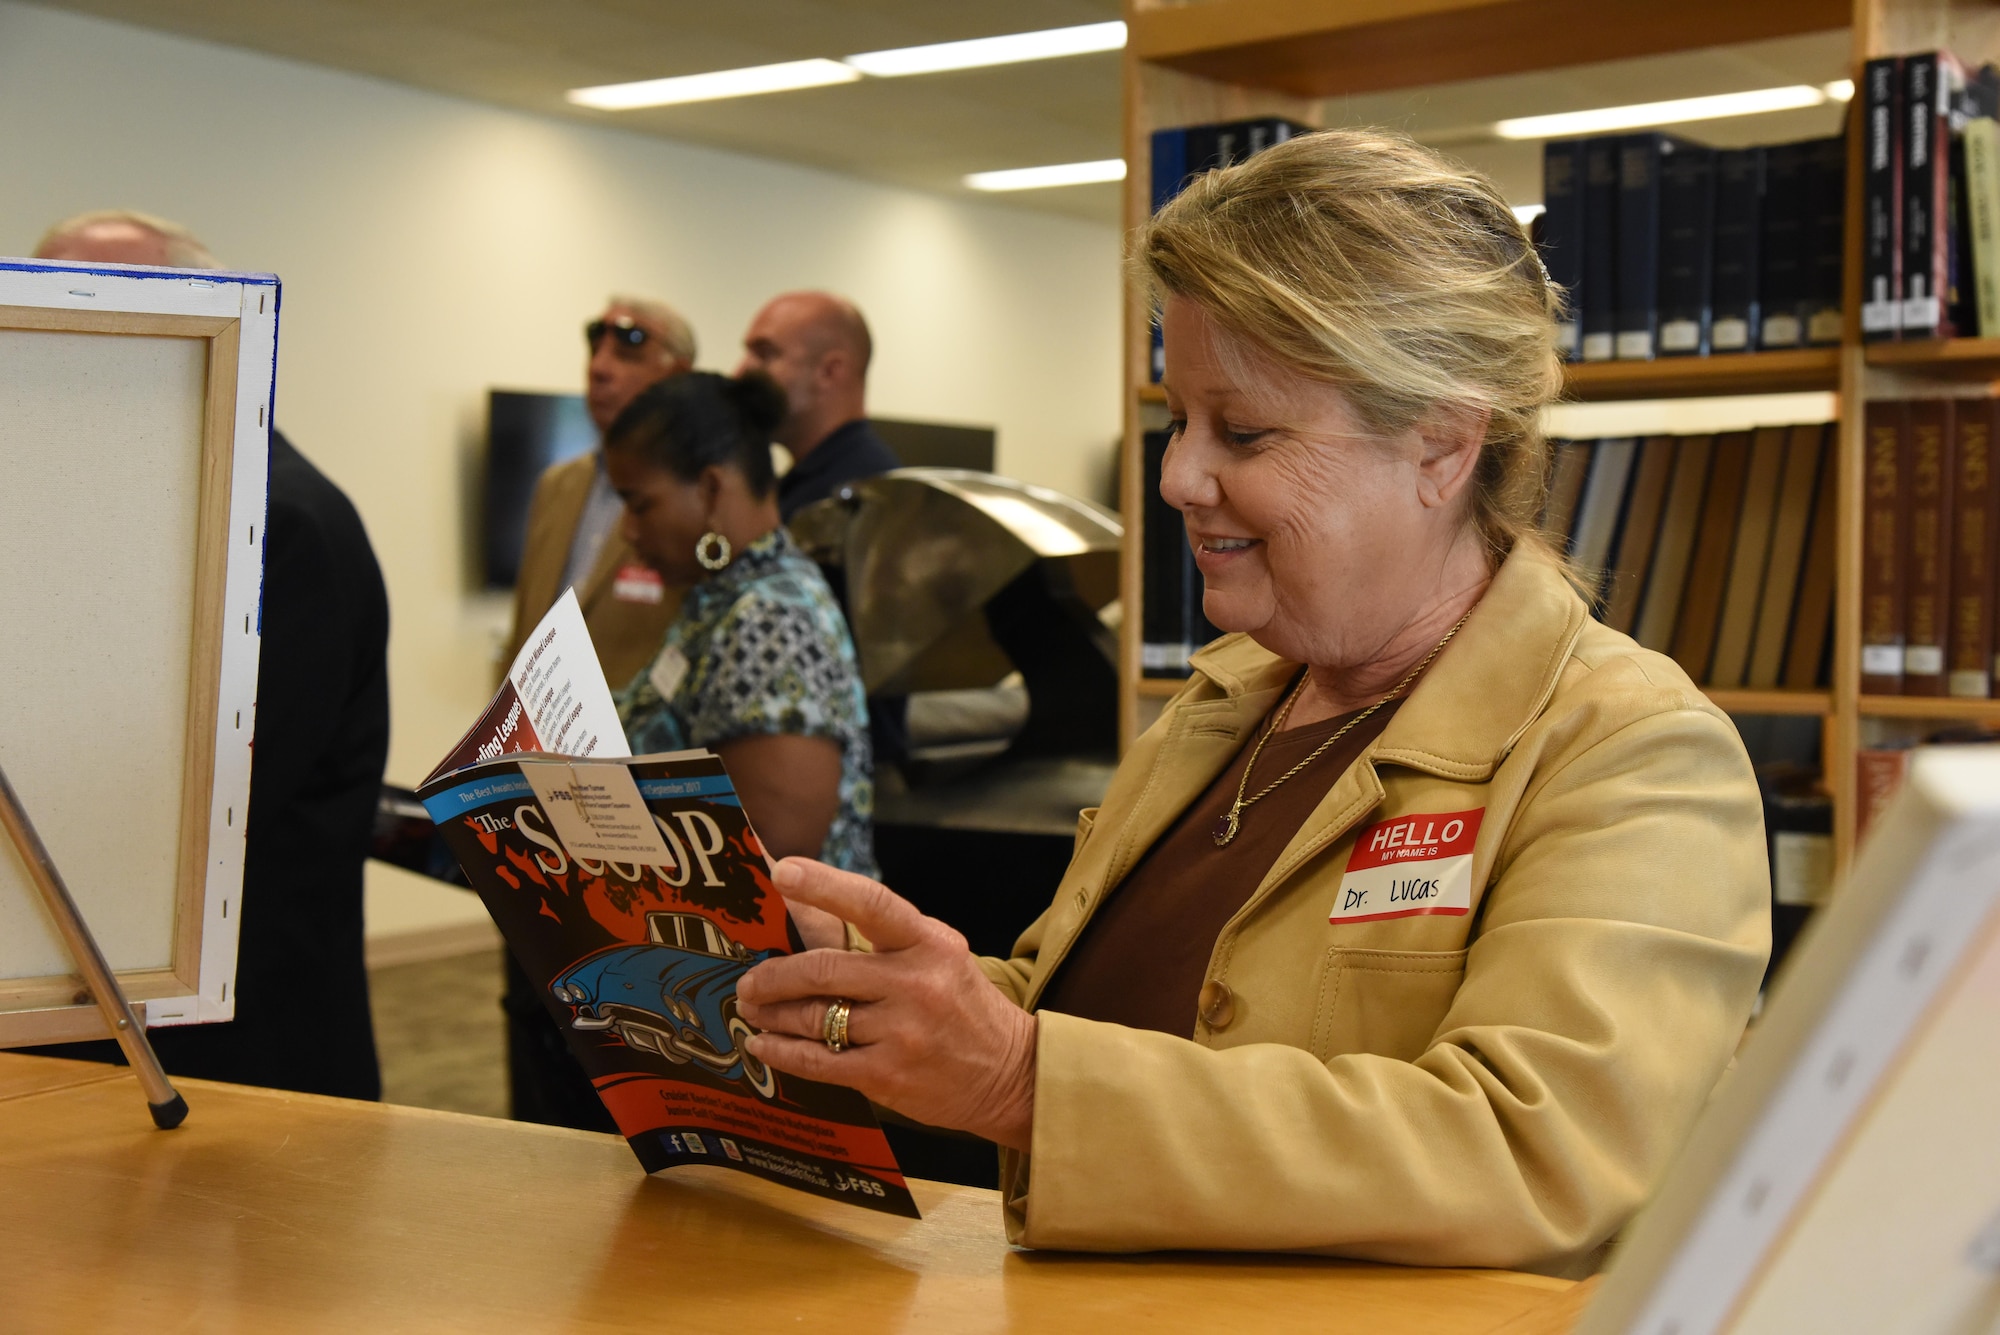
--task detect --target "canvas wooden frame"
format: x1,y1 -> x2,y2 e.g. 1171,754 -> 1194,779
0,260 -> 276,1047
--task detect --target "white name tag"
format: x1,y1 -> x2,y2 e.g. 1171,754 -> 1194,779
1331,808 -> 1484,924
648,647 -> 689,701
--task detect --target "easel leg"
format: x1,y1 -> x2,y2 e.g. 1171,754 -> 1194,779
0,762 -> 187,1128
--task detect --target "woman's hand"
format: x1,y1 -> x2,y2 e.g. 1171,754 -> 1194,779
735,858 -> 1037,1153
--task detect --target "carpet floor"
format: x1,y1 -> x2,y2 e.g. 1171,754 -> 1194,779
368,947 -> 508,1120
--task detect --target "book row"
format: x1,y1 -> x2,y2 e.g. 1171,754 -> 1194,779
1856,723 -> 2000,842
1136,422 -> 1840,690
1139,429 -> 1220,677
1860,52 -> 2000,341
1859,396 -> 2000,697
1147,116 -> 1309,381
1547,424 -> 1837,691
1537,132 -> 1846,362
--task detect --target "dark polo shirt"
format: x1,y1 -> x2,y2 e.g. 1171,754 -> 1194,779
777,418 -> 901,520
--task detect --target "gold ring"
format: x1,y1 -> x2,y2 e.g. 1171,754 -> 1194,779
822,999 -> 851,1053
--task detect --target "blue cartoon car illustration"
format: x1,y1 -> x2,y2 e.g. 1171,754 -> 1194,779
550,911 -> 778,1099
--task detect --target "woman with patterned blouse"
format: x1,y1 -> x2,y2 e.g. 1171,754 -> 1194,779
602,371 -> 876,877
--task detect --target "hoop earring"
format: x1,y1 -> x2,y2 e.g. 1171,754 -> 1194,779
694,531 -> 732,571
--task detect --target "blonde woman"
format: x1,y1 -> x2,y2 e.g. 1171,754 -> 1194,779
732,129 -> 1770,1273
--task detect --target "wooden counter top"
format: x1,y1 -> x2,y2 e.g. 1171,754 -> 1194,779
0,1053 -> 1590,1333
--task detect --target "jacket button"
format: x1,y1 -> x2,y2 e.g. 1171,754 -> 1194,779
1198,980 -> 1234,1028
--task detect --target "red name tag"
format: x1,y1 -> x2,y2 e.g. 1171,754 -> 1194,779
612,564 -> 664,604
1332,808 -> 1484,923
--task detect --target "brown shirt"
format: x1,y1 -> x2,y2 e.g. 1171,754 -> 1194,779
1039,694 -> 1401,1036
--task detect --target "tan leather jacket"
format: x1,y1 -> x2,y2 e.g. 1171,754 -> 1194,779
983,541 -> 1770,1272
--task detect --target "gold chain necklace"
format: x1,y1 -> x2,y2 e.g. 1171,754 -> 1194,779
1211,609 -> 1474,848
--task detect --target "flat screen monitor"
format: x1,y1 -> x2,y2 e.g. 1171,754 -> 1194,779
484,390 -> 596,589
871,418 -> 994,472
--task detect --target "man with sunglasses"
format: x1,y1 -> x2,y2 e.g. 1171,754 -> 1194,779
502,296 -> 696,1133
506,297 -> 696,696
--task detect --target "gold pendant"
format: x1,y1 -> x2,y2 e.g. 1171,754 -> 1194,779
1212,808 -> 1240,847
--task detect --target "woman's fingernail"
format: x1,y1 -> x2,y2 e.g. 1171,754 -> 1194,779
774,859 -> 801,888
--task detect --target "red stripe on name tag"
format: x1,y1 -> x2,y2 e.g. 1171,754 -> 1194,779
1345,808 -> 1484,871
613,564 -> 664,604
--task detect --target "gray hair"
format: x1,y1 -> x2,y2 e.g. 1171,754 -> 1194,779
36,209 -> 222,269
608,294 -> 698,367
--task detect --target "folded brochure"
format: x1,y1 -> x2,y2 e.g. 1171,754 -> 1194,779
417,590 -> 916,1217
423,588 -> 629,785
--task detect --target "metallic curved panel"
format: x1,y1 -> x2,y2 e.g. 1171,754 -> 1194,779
790,469 -> 1122,695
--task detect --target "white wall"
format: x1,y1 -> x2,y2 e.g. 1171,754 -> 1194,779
0,3 -> 1122,939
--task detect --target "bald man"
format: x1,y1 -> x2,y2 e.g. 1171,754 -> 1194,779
737,291 -> 900,520
34,208 -> 221,267
737,291 -> 909,773
29,210 -> 390,1102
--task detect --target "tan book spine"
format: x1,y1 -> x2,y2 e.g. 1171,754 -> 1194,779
1671,431 -> 1754,682
1569,437 -> 1639,599
1634,434 -> 1715,652
1601,435 -> 1678,634
1709,426 -> 1791,688
1746,424 -> 1830,688
1901,399 -> 1954,695
1970,118 -> 2000,337
1948,400 -> 1999,697
1541,439 -> 1593,548
1782,427 -> 1841,690
1861,399 -> 1909,694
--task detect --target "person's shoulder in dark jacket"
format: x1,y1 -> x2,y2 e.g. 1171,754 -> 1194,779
228,429 -> 390,1098
33,430 -> 392,1099
777,419 -> 900,520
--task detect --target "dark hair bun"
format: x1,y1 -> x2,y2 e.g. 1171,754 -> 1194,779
603,369 -> 782,499
723,370 -> 787,438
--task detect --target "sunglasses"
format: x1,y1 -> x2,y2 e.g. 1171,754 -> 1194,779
585,318 -> 653,351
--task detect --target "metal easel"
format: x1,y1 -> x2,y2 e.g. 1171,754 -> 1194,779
0,760 -> 187,1129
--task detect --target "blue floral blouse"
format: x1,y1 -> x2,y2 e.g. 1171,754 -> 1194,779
616,528 -> 877,877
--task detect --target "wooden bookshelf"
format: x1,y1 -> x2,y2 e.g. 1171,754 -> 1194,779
1139,679 -> 1833,716
1564,349 -> 1841,401
1705,689 -> 1835,717
1864,336 -> 2000,376
1129,0 -> 1849,100
1859,695 -> 2000,724
1142,342 -> 1841,404
1119,0 -> 2000,873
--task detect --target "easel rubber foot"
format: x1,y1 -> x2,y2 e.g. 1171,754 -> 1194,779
149,1095 -> 189,1130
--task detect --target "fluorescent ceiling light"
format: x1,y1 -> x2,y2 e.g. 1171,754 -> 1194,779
567,58 -> 858,110
847,21 -> 1125,77
1493,84 -> 1832,140
570,22 -> 1126,111
1512,203 -> 1545,225
1824,78 -> 1855,102
964,158 -> 1127,192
